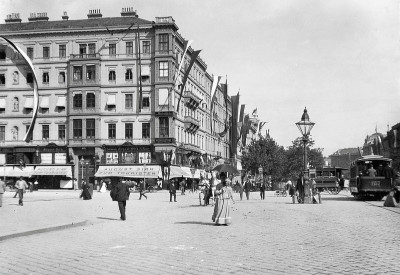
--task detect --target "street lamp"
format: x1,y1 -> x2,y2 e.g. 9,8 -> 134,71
295,107 -> 315,176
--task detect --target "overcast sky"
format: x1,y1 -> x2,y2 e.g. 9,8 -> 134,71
1,0 -> 399,156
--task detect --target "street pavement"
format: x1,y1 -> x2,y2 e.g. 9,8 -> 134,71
0,189 -> 399,275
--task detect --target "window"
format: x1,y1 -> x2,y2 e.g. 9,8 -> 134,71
126,42 -> 133,55
125,94 -> 133,108
159,117 -> 169,137
109,43 -> 116,56
125,123 -> 133,139
159,34 -> 169,52
73,119 -> 82,139
86,93 -> 95,108
42,125 -> 49,140
0,49 -> 5,60
159,61 -> 169,78
59,45 -> 66,58
43,46 -> 50,59
0,126 -> 4,141
58,125 -> 65,140
73,94 -> 82,108
73,66 -> 82,80
0,74 -> 5,85
42,72 -> 49,84
27,47 -> 33,60
125,68 -> 133,80
58,72 -> 65,83
79,44 -> 86,56
86,119 -> 95,139
86,65 -> 95,80
142,97 -> 150,108
142,123 -> 150,139
108,70 -> 116,81
142,41 -> 150,54
108,124 -> 116,139
88,43 -> 96,55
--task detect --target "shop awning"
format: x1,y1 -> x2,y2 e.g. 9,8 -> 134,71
9,166 -> 34,177
39,97 -> 50,108
0,98 -> 6,109
95,165 -> 162,178
106,94 -> 116,106
181,166 -> 197,178
32,166 -> 72,177
24,97 -> 34,109
0,167 -> 14,177
56,96 -> 66,107
169,166 -> 187,179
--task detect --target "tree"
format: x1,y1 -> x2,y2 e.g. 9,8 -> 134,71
283,137 -> 324,180
241,136 -> 287,181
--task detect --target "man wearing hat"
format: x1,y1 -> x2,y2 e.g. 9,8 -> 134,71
110,179 -> 135,220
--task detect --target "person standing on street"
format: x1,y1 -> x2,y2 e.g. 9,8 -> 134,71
15,176 -> 28,206
244,177 -> 252,200
259,175 -> 266,200
169,180 -> 177,202
138,179 -> 147,200
337,175 -> 345,194
0,178 -> 5,207
110,179 -> 135,220
296,172 -> 305,204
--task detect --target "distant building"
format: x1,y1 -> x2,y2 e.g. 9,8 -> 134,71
329,148 -> 361,169
385,123 -> 400,171
362,132 -> 389,157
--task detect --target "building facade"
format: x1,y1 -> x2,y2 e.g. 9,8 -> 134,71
0,8 -> 232,188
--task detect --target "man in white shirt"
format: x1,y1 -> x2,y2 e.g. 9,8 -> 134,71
15,176 -> 28,206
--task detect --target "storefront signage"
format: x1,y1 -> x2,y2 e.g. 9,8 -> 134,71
54,153 -> 67,164
40,153 -> 52,164
32,166 -> 72,177
95,165 -> 161,178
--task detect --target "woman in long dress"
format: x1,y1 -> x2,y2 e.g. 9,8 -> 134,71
213,176 -> 235,225
99,180 -> 107,193
211,175 -> 223,222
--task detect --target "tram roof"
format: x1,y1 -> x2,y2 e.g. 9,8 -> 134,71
351,155 -> 392,166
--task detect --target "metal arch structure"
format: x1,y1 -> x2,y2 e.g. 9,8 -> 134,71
0,36 -> 39,143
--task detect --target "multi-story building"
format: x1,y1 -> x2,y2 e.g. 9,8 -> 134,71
0,8 -> 232,188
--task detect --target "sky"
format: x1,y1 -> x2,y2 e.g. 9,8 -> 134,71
1,0 -> 399,156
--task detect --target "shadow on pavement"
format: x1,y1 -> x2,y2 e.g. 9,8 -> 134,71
97,217 -> 120,221
320,196 -> 354,201
175,221 -> 214,226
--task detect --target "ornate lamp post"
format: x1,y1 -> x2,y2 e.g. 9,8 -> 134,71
80,156 -> 85,187
295,107 -> 315,176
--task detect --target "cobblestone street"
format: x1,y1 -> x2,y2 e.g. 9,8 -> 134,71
1,189 -> 399,275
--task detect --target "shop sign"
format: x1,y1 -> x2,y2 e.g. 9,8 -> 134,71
95,165 -> 161,178
41,153 -> 53,164
54,153 -> 67,164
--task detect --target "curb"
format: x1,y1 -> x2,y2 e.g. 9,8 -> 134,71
0,220 -> 89,242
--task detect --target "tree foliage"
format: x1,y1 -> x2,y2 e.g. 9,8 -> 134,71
241,136 -> 325,182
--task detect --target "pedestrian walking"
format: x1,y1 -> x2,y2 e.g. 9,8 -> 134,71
337,175 -> 345,194
15,176 -> 28,206
110,179 -> 135,220
244,177 -> 252,200
29,179 -> 34,192
138,179 -> 147,200
80,180 -> 92,200
237,179 -> 244,200
179,177 -> 186,195
33,179 -> 39,191
99,179 -> 107,193
169,180 -> 177,202
213,175 -> 235,226
212,173 -> 224,222
0,178 -> 5,207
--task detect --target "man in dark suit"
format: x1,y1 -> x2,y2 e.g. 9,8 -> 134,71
244,177 -> 252,200
111,180 -> 135,221
296,173 -> 305,204
169,180 -> 177,202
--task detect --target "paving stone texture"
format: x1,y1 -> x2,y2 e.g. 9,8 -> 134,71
0,189 -> 399,275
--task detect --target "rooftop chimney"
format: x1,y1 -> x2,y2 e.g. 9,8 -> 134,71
87,9 -> 102,19
62,11 -> 69,20
28,12 -> 49,22
121,7 -> 138,17
5,13 -> 22,23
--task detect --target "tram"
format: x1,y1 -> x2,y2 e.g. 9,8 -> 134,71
309,166 -> 347,193
349,155 -> 393,200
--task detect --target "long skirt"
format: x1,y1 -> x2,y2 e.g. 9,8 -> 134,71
214,198 -> 232,225
212,198 -> 220,221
